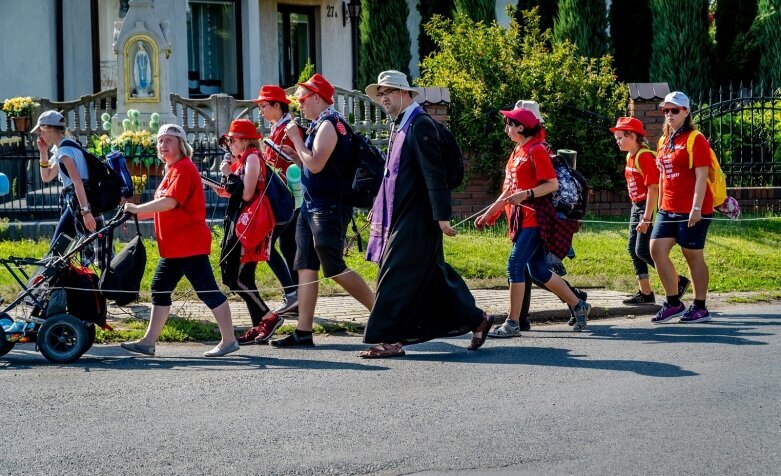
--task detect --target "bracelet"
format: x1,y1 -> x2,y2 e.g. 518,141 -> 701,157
39,162 -> 50,168
692,206 -> 702,211
80,207 -> 92,216
528,188 -> 535,199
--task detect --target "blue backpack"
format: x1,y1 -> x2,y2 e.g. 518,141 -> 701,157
263,162 -> 295,226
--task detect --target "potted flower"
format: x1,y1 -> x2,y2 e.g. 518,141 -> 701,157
2,96 -> 40,132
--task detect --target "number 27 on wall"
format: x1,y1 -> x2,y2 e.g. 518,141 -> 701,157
326,5 -> 338,18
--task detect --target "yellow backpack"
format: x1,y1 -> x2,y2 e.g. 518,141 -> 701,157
657,131 -> 727,207
628,148 -> 656,177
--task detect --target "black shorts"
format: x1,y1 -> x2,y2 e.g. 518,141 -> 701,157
150,254 -> 227,308
294,203 -> 352,277
650,210 -> 712,250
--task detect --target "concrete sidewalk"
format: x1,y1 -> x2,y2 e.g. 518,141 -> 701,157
107,288 -> 658,329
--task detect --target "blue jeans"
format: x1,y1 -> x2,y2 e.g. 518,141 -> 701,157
507,227 -> 553,284
628,201 -> 655,279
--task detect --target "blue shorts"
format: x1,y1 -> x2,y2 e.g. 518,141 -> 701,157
650,210 -> 712,250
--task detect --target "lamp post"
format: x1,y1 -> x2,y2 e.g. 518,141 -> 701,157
343,0 -> 361,89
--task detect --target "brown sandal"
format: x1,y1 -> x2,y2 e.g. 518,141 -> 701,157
359,343 -> 405,359
467,313 -> 493,351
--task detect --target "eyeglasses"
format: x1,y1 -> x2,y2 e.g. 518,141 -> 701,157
297,92 -> 316,105
504,119 -> 520,127
662,107 -> 682,115
376,89 -> 399,99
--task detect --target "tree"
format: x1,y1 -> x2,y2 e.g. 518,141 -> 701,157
649,0 -> 713,94
754,0 -> 781,87
714,0 -> 759,84
418,0 -> 455,61
454,0 -> 495,23
419,10 -> 628,189
552,0 -> 608,58
609,0 -> 653,83
358,0 -> 412,90
514,0 -> 558,35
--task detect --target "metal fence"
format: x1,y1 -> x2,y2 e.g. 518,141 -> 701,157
692,83 -> 780,187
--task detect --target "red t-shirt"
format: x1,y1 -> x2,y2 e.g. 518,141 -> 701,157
264,118 -> 303,182
656,131 -> 713,214
153,157 -> 212,258
502,139 -> 557,228
625,149 -> 659,203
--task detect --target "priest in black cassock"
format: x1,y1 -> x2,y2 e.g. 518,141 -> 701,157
360,70 -> 492,359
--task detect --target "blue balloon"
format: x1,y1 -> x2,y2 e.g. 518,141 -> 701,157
0,173 -> 9,196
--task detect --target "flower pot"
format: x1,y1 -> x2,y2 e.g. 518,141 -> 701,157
12,116 -> 31,132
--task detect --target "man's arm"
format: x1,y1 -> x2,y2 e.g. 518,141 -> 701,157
285,120 -> 337,173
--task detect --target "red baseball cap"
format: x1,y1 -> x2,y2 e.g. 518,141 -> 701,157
226,119 -> 261,140
298,73 -> 335,105
500,107 -> 540,129
253,85 -> 290,104
609,116 -> 646,137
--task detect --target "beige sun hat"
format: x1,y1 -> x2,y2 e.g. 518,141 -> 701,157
365,70 -> 420,104
514,100 -> 544,123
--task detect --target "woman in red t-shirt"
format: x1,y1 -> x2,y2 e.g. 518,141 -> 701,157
611,117 -> 664,305
475,107 -> 591,334
253,85 -> 302,317
649,92 -> 713,324
121,124 -> 239,357
207,119 -> 281,346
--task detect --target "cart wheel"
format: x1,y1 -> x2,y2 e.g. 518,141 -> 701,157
0,327 -> 15,358
37,314 -> 89,364
78,323 -> 97,357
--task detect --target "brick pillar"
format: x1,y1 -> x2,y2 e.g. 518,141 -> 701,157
416,87 -> 451,124
627,82 -> 670,147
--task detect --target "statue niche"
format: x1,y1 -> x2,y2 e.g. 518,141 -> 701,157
124,35 -> 159,102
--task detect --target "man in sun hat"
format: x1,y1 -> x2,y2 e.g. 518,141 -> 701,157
270,73 -> 375,348
358,69 -> 490,359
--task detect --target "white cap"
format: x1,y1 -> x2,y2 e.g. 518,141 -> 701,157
31,110 -> 66,133
659,91 -> 690,109
514,100 -> 544,123
156,123 -> 187,140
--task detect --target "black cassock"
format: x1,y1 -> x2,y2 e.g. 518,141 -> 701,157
363,113 -> 483,345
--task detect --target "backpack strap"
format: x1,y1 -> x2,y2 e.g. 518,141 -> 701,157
56,139 -> 86,179
631,148 -> 655,177
686,130 -> 705,169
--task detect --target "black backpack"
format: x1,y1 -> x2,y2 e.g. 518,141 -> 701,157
99,216 -> 147,306
432,119 -> 465,190
59,139 -> 123,214
337,119 -> 386,209
263,162 -> 295,225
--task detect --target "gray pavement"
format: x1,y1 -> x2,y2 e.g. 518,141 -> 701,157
2,305 -> 780,475
111,288 -> 655,329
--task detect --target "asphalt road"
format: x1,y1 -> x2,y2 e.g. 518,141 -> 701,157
2,305 -> 780,475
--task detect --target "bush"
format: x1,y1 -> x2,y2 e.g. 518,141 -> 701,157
419,9 -> 628,190
714,0 -> 759,84
454,0 -> 495,22
552,0 -> 609,58
418,0 -> 455,61
754,0 -> 781,87
649,0 -> 713,93
609,0 -> 653,82
514,0 -> 557,36
358,0 -> 412,90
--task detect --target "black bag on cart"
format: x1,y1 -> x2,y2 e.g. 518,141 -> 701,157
99,217 -> 147,306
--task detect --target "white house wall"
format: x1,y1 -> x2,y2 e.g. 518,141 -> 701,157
62,0 -> 93,100
0,0 -> 58,99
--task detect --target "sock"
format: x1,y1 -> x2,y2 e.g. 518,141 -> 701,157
294,329 -> 313,337
505,319 -> 520,328
694,299 -> 706,309
667,295 -> 681,307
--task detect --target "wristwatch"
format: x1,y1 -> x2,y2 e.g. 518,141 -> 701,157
80,206 -> 92,216
692,206 -> 702,211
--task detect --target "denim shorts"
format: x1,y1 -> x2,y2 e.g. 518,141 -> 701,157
150,254 -> 227,308
294,203 -> 352,277
650,210 -> 712,250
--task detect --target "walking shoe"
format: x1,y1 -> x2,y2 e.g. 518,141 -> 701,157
121,341 -> 155,356
677,276 -> 691,299
572,301 -> 591,332
651,302 -> 686,323
270,330 -> 314,348
622,291 -> 655,305
569,290 -> 589,325
487,320 -> 522,338
203,340 -> 240,357
236,325 -> 263,345
679,305 -> 711,323
253,313 -> 285,344
274,292 -> 299,315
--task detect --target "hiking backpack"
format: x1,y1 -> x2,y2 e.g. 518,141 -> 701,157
263,161 -> 295,226
59,139 -> 123,214
432,119 -> 465,190
532,143 -> 589,220
657,131 -> 727,208
105,150 -> 135,200
336,118 -> 386,209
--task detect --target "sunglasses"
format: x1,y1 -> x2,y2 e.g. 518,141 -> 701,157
376,88 -> 399,99
297,92 -> 316,105
662,107 -> 683,115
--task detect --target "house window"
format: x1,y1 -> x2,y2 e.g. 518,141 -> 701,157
278,6 -> 316,88
187,0 -> 242,97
